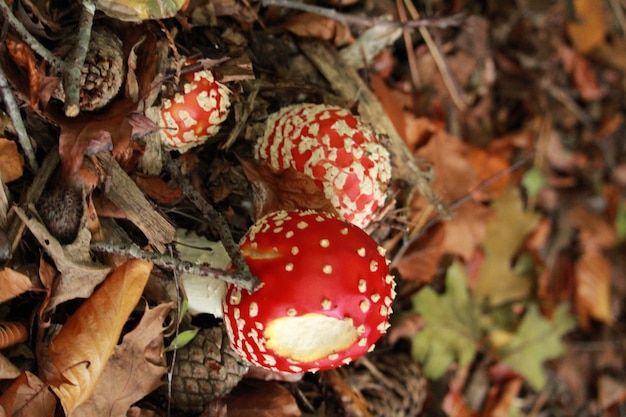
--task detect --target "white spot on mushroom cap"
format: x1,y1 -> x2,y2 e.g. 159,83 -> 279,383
320,239 -> 330,248
323,265 -> 333,274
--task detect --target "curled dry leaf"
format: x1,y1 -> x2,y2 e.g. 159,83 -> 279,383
38,259 -> 153,416
0,267 -> 32,303
240,158 -> 338,220
0,139 -> 24,183
0,322 -> 28,350
284,13 -> 355,46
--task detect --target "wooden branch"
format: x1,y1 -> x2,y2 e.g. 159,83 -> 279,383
298,40 -> 450,219
62,0 -> 96,117
90,240 -> 260,291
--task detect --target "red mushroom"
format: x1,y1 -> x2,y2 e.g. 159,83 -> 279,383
255,103 -> 392,229
158,61 -> 230,152
222,210 -> 396,373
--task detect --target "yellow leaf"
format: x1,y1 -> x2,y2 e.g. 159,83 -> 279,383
566,0 -> 607,53
39,259 -> 153,416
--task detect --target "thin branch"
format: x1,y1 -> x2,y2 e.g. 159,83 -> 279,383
62,0 -> 96,117
90,240 -> 260,291
0,64 -> 38,172
162,153 -> 260,290
260,0 -> 464,29
0,0 -> 65,69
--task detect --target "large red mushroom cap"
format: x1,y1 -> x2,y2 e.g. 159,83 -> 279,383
222,210 -> 396,373
255,103 -> 392,229
158,61 -> 230,152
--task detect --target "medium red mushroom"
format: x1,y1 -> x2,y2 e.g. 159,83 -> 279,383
222,210 -> 396,373
255,103 -> 392,229
158,61 -> 230,152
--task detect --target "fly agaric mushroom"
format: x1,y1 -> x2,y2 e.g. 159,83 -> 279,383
255,103 -> 392,229
222,210 -> 396,373
158,61 -> 230,152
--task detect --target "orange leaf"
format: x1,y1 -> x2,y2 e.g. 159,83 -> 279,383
566,0 -> 607,53
575,249 -> 613,328
0,267 -> 32,303
0,322 -> 28,349
0,139 -> 24,183
5,38 -> 40,109
39,259 -> 153,415
0,371 -> 56,417
72,303 -> 171,417
394,223 -> 445,283
134,174 -> 183,204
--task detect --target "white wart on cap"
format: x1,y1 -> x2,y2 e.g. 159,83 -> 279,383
222,210 -> 396,373
255,104 -> 392,228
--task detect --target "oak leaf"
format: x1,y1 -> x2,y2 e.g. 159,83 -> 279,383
0,371 -> 56,417
473,186 -> 539,306
411,262 -> 482,378
497,304 -> 576,390
72,303 -> 172,417
38,260 -> 153,416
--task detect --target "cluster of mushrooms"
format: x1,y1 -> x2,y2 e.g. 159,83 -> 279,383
158,63 -> 396,373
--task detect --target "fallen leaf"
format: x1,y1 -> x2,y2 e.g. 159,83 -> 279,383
566,0 -> 607,54
473,186 -> 539,306
72,303 -> 172,417
498,304 -> 576,390
133,174 -> 183,204
441,200 -> 493,261
0,139 -> 24,183
0,353 -> 21,380
574,249 -> 613,327
5,38 -> 40,109
411,262 -> 482,378
0,322 -> 28,349
0,267 -> 32,303
39,259 -> 153,416
394,222 -> 445,283
224,380 -> 301,417
284,13 -> 354,46
0,371 -> 56,417
13,206 -> 111,310
240,159 -> 338,220
567,205 -> 617,251
442,384 -> 480,417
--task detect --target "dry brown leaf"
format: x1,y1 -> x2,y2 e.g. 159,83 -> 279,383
394,223 -> 445,283
566,0 -> 607,54
14,207 -> 111,310
0,322 -> 28,349
0,353 -> 21,380
240,159 -> 338,220
0,267 -> 32,303
284,13 -> 354,46
4,38 -> 40,109
441,201 -> 493,261
72,302 -> 171,417
225,380 -> 301,417
0,371 -> 56,417
38,259 -> 153,416
574,249 -> 613,328
567,205 -> 617,251
465,146 -> 510,200
133,174 -> 183,204
0,139 -> 24,183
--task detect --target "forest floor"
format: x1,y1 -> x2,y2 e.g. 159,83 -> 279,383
1,0 -> 626,416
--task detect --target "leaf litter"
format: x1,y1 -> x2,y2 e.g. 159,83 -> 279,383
0,0 -> 625,416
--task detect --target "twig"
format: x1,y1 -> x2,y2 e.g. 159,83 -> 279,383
0,0 -> 65,69
90,240 -> 260,291
62,0 -> 96,117
391,152 -> 535,267
260,0 -> 464,29
0,63 -> 38,172
402,0 -> 467,111
162,153 -> 260,290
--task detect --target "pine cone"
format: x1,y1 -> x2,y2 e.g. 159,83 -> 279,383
53,26 -> 125,111
351,352 -> 427,417
169,326 -> 249,413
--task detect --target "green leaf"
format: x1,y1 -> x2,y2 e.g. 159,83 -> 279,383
166,327 -> 200,352
411,262 -> 482,378
521,166 -> 546,198
498,304 -> 576,390
615,202 -> 626,243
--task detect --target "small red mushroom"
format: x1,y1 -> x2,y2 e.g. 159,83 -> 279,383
255,103 -> 392,229
222,210 -> 396,373
158,61 -> 230,152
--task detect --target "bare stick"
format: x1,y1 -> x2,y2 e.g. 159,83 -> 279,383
90,240 -> 260,291
162,153 -> 260,290
0,64 -> 38,171
62,0 -> 96,117
0,0 -> 65,69
260,0 -> 464,29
